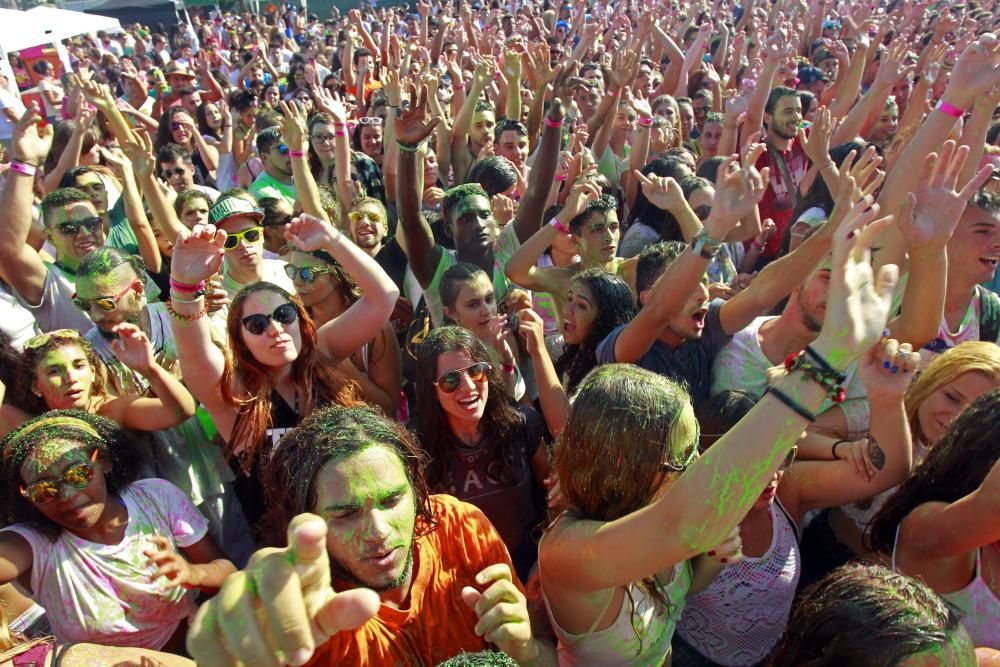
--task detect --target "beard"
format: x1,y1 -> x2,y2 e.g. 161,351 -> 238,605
97,309 -> 143,340
330,541 -> 415,593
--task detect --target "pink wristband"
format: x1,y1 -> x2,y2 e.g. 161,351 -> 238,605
555,174 -> 567,182
502,363 -> 516,374
335,130 -> 348,137
638,116 -> 653,128
8,161 -> 36,177
169,276 -> 206,293
289,149 -> 306,158
545,117 -> 564,129
936,100 -> 965,118
549,218 -> 569,234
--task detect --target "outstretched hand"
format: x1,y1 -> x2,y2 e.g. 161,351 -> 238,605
394,83 -> 441,145
170,224 -> 226,285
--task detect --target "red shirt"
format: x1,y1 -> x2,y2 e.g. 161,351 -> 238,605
307,494 -> 521,666
751,138 -> 810,258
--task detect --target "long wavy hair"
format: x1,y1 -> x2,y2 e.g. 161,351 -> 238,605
554,363 -> 697,621
154,106 -> 196,151
13,330 -> 111,416
220,282 -> 360,468
260,405 -> 436,547
555,269 -> 636,392
0,409 -> 147,540
769,563 -> 966,666
413,326 -> 523,491
903,341 -> 1000,446
867,389 -> 1000,555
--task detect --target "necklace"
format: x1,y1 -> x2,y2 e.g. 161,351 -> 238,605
294,388 -> 300,415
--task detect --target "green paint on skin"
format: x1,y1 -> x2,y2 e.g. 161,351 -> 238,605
34,346 -> 96,411
19,438 -> 91,481
454,195 -> 492,221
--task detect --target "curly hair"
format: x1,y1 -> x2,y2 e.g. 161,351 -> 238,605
13,330 -> 111,417
768,563 -> 967,666
555,269 -> 636,392
442,183 -> 490,224
567,193 -> 618,236
867,388 -> 1000,555
412,326 -> 523,491
260,404 -> 436,547
0,409 -> 148,540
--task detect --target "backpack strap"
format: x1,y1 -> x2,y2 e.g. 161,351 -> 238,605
979,287 -> 1000,343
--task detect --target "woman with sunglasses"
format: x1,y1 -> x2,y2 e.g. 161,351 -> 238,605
154,107 -> 218,187
670,336 -> 918,667
167,213 -> 398,530
10,328 -> 195,433
352,116 -> 384,167
867,390 -> 1000,651
285,248 -> 402,417
412,326 -> 549,582
536,204 -> 905,665
0,410 -> 235,650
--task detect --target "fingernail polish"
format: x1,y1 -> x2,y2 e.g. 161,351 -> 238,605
891,366 -> 899,373
720,557 -> 728,563
707,550 -> 716,557
883,360 -> 891,369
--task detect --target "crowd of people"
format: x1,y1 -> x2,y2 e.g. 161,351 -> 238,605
0,0 -> 997,664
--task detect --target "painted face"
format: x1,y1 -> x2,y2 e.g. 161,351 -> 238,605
221,215 -> 265,272
74,265 -> 143,338
310,122 -> 337,162
576,87 -> 601,122
916,371 -> 999,445
316,446 -> 417,593
180,197 -> 210,228
947,206 -> 1000,285
74,172 -> 109,217
498,129 -> 528,166
46,201 -> 105,269
32,344 -> 96,410
20,440 -> 109,534
170,112 -> 194,144
445,273 -> 496,339
360,125 -> 383,158
348,202 -> 386,252
766,95 -> 803,141
238,289 -> 303,367
470,109 -> 496,147
575,209 -> 621,265
700,121 -> 723,155
434,349 -> 489,426
448,194 -> 496,251
562,281 -> 597,345
160,159 -> 195,192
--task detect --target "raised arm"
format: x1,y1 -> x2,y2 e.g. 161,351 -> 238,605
542,197 -> 900,591
0,106 -> 54,305
517,308 -> 569,438
395,85 -> 442,288
450,59 -> 495,164
41,105 -> 94,194
742,31 -> 784,150
512,99 -> 565,243
282,101 -> 329,221
168,225 -> 236,441
284,214 -> 399,361
827,38 -> 869,120
102,146 -> 162,274
123,129 -> 186,247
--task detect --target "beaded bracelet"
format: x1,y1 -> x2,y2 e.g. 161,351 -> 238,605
166,300 -> 207,321
784,349 -> 848,403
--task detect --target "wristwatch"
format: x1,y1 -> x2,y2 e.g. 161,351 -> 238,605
692,228 -> 723,260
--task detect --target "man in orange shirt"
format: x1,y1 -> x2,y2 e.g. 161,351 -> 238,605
186,405 -> 552,667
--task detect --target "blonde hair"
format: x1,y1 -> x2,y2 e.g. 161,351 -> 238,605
905,341 -> 1000,444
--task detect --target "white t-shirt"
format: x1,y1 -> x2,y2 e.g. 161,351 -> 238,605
1,479 -> 207,649
0,88 -> 25,140
0,282 -> 39,349
14,264 -> 94,333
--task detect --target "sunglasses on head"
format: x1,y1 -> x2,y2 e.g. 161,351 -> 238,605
359,116 -> 383,126
275,144 -> 290,155
241,302 -> 298,335
435,362 -> 491,393
223,227 -> 263,250
21,450 -> 99,504
72,281 -> 135,312
284,264 -> 334,283
54,216 -> 102,237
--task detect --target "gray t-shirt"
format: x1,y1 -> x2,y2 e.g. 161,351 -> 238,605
14,264 -> 93,333
596,299 -> 730,405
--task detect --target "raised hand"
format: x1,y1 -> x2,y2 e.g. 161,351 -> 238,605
12,103 -> 52,164
394,83 -> 440,145
898,140 -> 994,252
283,213 -> 340,252
170,224 -> 226,285
279,100 -> 309,152
110,323 -> 155,373
76,75 -> 116,111
944,33 -> 1000,109
799,106 -> 834,166
563,180 -> 603,218
461,563 -> 536,663
186,515 -> 380,666
473,58 -> 497,89
491,193 -> 516,227
633,171 -> 686,213
857,336 -> 920,405
707,153 -> 769,235
874,37 -> 916,90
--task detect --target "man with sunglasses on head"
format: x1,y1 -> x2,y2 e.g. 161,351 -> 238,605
209,191 -> 295,324
249,126 -> 298,207
0,107 -> 103,332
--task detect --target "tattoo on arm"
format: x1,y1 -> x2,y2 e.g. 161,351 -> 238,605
867,435 -> 886,471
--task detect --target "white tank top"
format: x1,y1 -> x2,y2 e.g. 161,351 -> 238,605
675,499 -> 801,665
842,440 -> 930,529
892,527 -> 1000,648
541,561 -> 693,666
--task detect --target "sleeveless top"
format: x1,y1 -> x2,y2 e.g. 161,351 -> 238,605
841,440 -> 930,530
542,557 -> 693,666
892,527 -> 1000,648
676,499 -> 801,666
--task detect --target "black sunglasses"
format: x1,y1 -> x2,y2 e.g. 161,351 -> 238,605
241,302 -> 298,335
55,216 -> 103,237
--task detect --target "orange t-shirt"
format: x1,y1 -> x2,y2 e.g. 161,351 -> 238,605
307,494 -> 522,666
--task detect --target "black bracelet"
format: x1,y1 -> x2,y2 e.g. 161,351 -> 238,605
766,386 -> 817,423
831,439 -> 849,459
804,345 -> 847,384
